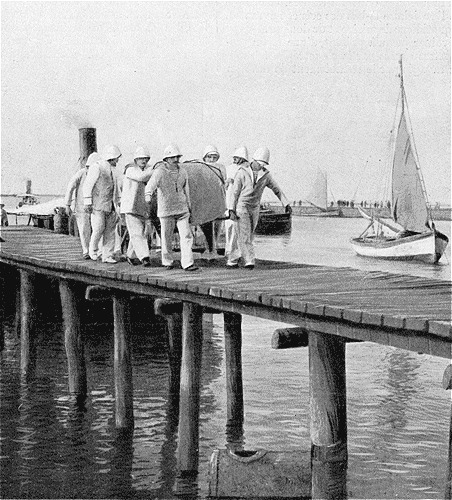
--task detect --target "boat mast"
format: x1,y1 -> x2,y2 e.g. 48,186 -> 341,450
398,54 -> 434,226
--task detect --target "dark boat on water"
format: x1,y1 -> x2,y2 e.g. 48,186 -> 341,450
255,205 -> 292,235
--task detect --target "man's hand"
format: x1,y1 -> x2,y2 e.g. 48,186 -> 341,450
66,205 -> 72,217
84,205 -> 93,214
229,209 -> 239,221
285,204 -> 293,215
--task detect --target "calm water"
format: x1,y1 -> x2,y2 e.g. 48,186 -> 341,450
0,217 -> 451,499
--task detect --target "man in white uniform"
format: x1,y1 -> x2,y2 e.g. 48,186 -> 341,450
64,152 -> 100,259
121,146 -> 153,267
83,145 -> 121,263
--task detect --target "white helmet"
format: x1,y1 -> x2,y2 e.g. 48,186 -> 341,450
233,146 -> 249,162
163,143 -> 182,159
253,147 -> 270,164
85,152 -> 100,167
133,146 -> 151,160
102,145 -> 122,161
203,144 -> 219,159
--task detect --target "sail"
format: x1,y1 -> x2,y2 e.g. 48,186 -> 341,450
307,169 -> 327,210
391,112 -> 429,232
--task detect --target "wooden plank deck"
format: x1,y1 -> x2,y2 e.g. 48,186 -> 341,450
0,227 -> 451,357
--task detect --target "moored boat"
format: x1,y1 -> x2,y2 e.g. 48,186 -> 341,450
255,206 -> 292,235
351,56 -> 449,263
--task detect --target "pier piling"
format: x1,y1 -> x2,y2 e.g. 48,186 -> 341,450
177,302 -> 203,472
224,312 -> 243,424
113,293 -> 134,429
59,279 -> 87,396
309,331 -> 347,462
19,270 -> 37,377
154,298 -> 183,396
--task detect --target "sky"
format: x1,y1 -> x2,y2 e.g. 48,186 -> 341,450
1,1 -> 450,204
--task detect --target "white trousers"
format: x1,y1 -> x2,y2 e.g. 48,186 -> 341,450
89,210 -> 117,261
125,213 -> 149,261
235,207 -> 260,266
225,219 -> 240,264
160,213 -> 194,269
75,212 -> 91,256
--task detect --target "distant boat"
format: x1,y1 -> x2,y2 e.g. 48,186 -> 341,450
255,204 -> 292,235
303,169 -> 342,217
351,56 -> 448,264
15,193 -> 39,207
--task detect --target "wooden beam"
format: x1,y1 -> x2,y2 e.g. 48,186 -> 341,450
311,460 -> 347,500
85,285 -> 112,301
0,270 -> 4,351
272,327 -> 362,349
224,312 -> 243,426
113,293 -> 134,429
154,298 -> 183,316
309,331 -> 347,462
177,302 -> 203,472
20,270 -> 37,378
59,279 -> 87,396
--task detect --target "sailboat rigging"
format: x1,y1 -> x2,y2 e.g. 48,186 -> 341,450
303,169 -> 342,217
350,56 -> 448,263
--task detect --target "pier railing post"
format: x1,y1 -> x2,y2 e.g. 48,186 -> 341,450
59,279 -> 87,397
309,331 -> 347,460
113,293 -> 134,429
19,270 -> 37,378
177,301 -> 203,472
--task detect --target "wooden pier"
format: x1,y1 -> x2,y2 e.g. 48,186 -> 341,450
1,226 -> 451,498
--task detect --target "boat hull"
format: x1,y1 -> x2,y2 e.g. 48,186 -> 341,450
350,230 -> 449,264
255,212 -> 292,235
300,209 -> 343,217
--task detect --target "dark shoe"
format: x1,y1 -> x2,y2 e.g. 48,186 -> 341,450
165,264 -> 174,270
141,257 -> 151,267
83,254 -> 90,260
184,265 -> 199,272
126,257 -> 138,266
226,263 -> 239,269
244,264 -> 255,270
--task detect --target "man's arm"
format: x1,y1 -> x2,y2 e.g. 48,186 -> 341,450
64,170 -> 83,213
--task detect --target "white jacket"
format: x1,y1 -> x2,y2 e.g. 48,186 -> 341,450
120,164 -> 153,217
64,168 -> 87,214
83,160 -> 120,212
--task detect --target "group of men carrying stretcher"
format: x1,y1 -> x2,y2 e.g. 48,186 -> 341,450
64,143 -> 291,271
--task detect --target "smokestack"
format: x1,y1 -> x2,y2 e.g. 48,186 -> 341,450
79,128 -> 97,168
26,179 -> 32,194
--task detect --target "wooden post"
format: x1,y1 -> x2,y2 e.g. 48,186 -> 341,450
14,282 -> 21,339
154,299 -> 183,397
443,364 -> 452,500
224,312 -> 243,424
309,331 -> 347,462
177,302 -> 203,472
19,270 -> 37,378
59,279 -> 87,396
113,293 -> 134,428
311,460 -> 347,500
0,269 -> 4,352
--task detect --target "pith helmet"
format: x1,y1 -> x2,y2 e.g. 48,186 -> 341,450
233,146 -> 249,162
133,146 -> 151,160
253,147 -> 270,164
102,145 -> 122,161
203,144 -> 219,159
85,152 -> 100,167
163,143 -> 182,160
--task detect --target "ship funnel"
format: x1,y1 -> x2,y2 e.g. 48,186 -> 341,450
78,128 -> 97,168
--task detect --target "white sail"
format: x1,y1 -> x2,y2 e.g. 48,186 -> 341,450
391,111 -> 429,233
307,169 -> 327,210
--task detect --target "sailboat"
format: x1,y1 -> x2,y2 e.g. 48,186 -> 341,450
351,57 -> 448,264
303,169 -> 342,217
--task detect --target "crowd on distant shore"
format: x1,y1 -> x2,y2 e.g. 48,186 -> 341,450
63,143 -> 291,272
